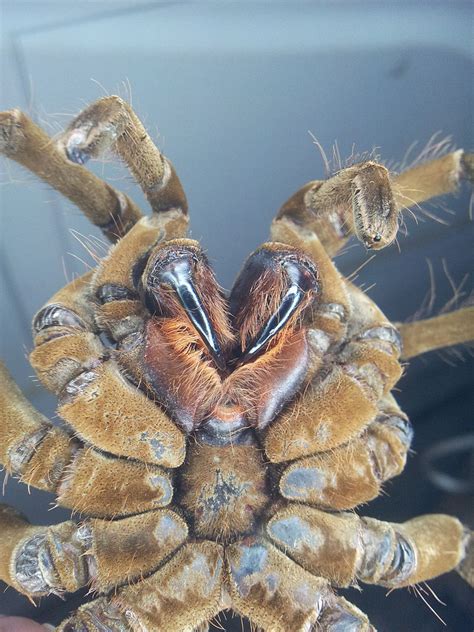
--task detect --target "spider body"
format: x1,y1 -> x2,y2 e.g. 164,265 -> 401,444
0,97 -> 473,631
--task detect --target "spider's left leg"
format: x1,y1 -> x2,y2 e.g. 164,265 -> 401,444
227,538 -> 373,631
1,361 -> 176,517
279,393 -> 412,510
29,263 -> 186,467
0,506 -> 187,599
264,219 -> 402,463
266,507 -> 473,591
277,150 -> 474,257
56,542 -> 225,632
89,207 -> 189,346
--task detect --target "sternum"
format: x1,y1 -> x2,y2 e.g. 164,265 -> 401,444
178,435 -> 269,541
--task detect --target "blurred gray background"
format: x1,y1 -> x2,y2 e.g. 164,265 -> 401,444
0,2 -> 473,630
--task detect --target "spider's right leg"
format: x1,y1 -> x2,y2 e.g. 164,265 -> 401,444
263,220 -> 402,463
396,306 -> 474,360
0,109 -> 142,242
392,149 -> 474,211
0,362 -> 174,517
266,507 -> 473,591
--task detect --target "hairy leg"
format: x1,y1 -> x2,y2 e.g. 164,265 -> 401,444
28,272 -> 185,467
92,211 -> 188,343
0,110 -> 142,242
263,249 -> 402,463
226,538 -> 373,631
56,96 -> 188,219
279,394 -> 412,510
266,506 -> 472,589
57,542 -> 224,632
277,151 -> 474,257
396,306 -> 474,359
0,506 -> 187,598
393,150 -> 474,209
0,362 -> 173,516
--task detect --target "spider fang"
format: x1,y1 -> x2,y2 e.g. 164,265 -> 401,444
144,243 -> 226,370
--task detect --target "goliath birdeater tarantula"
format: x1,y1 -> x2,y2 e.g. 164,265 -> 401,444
0,97 -> 473,631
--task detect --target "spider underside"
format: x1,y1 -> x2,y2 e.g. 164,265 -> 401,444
0,97 -> 473,631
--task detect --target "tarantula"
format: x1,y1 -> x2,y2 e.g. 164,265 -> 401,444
0,97 -> 473,632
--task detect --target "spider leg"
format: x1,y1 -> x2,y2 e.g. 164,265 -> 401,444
317,595 -> 376,632
56,597 -> 132,631
393,149 -> 474,209
277,150 -> 473,257
277,160 -> 397,256
29,271 -> 185,467
279,393 -> 412,510
263,250 -> 402,463
0,362 -> 174,517
0,109 -> 142,242
266,506 -> 472,589
396,306 -> 474,359
226,538 -> 373,631
0,504 -> 87,598
57,541 -> 224,632
92,210 -> 188,344
0,506 -> 187,599
56,96 -> 189,220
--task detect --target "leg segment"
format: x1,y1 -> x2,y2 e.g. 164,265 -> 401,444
396,306 -> 474,359
57,96 -> 188,219
0,362 -> 174,516
28,273 -> 185,468
393,150 -> 474,209
56,598 -> 132,631
58,542 -> 224,632
92,211 -> 188,343
317,596 -> 375,632
226,538 -> 330,632
29,271 -> 102,393
0,109 -> 142,242
277,151 -> 474,257
226,538 -> 373,631
277,161 -> 397,256
0,505 -> 87,598
0,506 -> 187,598
279,394 -> 412,510
266,506 -> 471,589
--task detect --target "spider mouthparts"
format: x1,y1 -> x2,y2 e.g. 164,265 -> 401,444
241,285 -> 304,363
240,258 -> 319,363
158,260 -> 226,371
